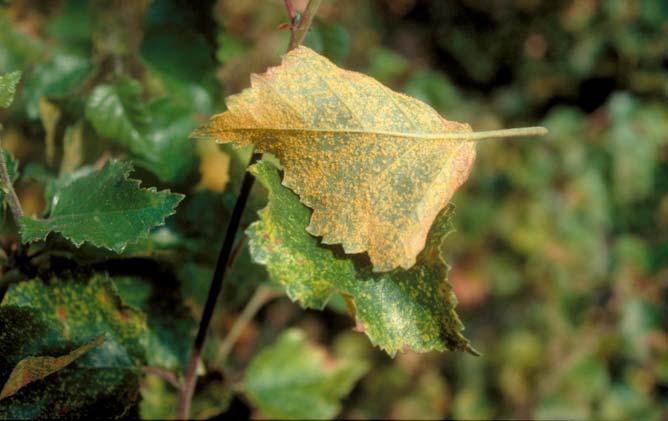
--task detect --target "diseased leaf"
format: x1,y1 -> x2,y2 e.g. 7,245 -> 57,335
195,46 -> 545,271
113,276 -> 196,371
1,276 -> 148,366
0,335 -> 104,400
0,275 -> 148,418
85,76 -> 197,182
247,160 -> 475,355
0,71 -> 21,108
19,160 -> 184,252
244,329 -> 368,420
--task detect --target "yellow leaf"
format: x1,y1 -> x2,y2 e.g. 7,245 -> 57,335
194,47 -> 546,271
38,98 -> 61,167
197,141 -> 230,192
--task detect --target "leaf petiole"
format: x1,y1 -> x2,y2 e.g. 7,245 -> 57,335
460,126 -> 548,142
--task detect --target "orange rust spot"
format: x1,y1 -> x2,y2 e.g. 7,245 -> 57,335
56,306 -> 67,323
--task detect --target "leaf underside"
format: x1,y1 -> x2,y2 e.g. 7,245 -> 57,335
247,160 -> 475,356
194,46 -> 476,272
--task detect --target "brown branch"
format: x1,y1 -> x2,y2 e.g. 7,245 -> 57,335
288,0 -> 322,51
283,0 -> 296,20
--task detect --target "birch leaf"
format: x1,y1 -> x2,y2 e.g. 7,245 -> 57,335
195,46 -> 545,272
19,160 -> 184,252
247,160 -> 475,355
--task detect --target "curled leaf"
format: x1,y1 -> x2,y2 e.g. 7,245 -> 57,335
0,336 -> 105,400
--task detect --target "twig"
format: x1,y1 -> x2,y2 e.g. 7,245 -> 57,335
142,366 -> 180,389
283,0 -> 296,20
175,1 -> 324,418
288,0 -> 323,51
213,286 -> 278,368
0,134 -> 23,221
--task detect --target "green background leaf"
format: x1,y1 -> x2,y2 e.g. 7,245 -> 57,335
85,77 -> 197,182
244,329 -> 368,420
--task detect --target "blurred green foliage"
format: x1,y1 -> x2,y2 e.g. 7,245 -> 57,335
0,0 -> 666,419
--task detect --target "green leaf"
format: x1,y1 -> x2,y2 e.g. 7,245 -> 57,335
0,335 -> 104,400
244,329 -> 368,420
140,98 -> 198,182
141,0 -> 217,85
0,275 -> 148,418
85,76 -> 197,182
22,54 -> 94,119
85,76 -> 150,151
247,160 -> 475,355
0,70 -> 20,108
0,11 -> 45,72
0,148 -> 18,221
19,160 -> 184,252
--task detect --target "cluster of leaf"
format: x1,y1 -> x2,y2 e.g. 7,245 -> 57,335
0,1 -> 476,418
0,1 -> 226,417
1,1 -> 668,420
210,0 -> 667,419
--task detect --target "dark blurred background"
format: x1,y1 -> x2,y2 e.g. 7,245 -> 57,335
1,0 -> 667,419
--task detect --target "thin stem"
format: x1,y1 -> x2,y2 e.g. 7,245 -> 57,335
213,286 -> 278,368
176,153 -> 260,419
0,135 -> 23,221
142,366 -> 180,389
461,126 -> 548,141
176,1 -> 324,418
288,0 -> 323,51
283,0 -> 296,20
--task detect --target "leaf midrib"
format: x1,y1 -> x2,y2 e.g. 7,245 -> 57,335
208,127 -> 471,141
